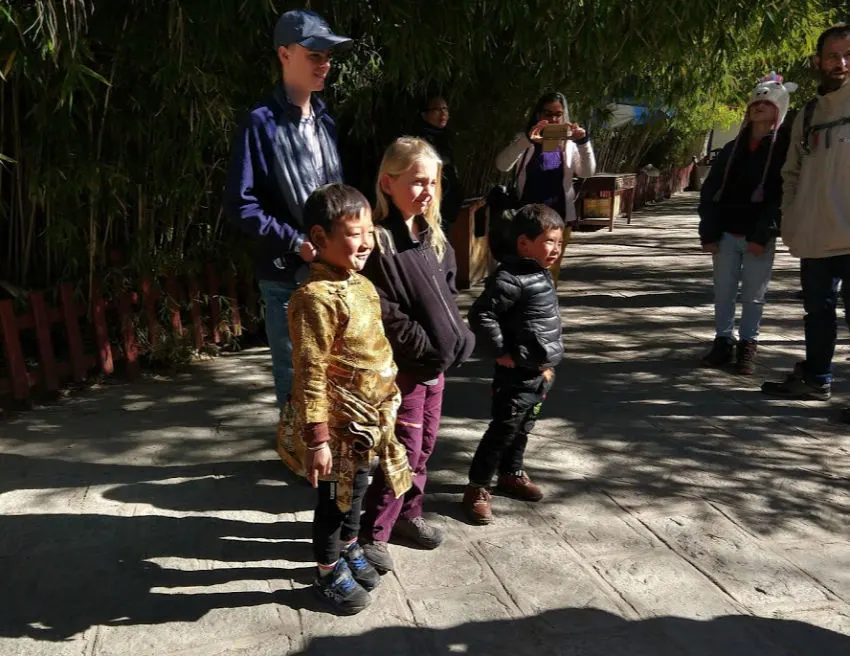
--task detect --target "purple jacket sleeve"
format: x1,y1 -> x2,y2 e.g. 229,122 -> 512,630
223,113 -> 304,252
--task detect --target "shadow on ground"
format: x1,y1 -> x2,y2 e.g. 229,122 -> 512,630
295,608 -> 850,655
1,193 -> 849,650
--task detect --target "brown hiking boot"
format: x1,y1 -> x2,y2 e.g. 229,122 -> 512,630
736,339 -> 758,375
462,485 -> 493,524
496,471 -> 544,502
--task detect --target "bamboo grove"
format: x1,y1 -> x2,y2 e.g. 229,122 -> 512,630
0,0 -> 840,294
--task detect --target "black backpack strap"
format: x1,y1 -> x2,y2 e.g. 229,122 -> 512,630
801,99 -> 818,154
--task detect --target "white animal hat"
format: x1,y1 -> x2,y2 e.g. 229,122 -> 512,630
714,72 -> 798,203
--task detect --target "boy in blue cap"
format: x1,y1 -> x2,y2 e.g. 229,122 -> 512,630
224,10 -> 351,429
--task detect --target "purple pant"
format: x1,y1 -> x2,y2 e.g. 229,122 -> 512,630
362,372 -> 445,542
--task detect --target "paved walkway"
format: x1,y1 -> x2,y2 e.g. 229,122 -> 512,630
2,193 -> 850,656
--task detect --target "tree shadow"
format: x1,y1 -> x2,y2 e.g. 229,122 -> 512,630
0,511 -> 317,641
295,607 -> 850,655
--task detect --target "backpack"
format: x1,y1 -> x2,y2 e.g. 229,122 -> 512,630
801,99 -> 817,154
801,97 -> 850,153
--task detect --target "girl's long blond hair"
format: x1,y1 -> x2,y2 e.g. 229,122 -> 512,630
374,136 -> 447,260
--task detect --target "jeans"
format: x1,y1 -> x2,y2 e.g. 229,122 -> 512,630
259,280 -> 298,408
362,373 -> 445,542
712,233 -> 775,341
313,466 -> 369,565
801,255 -> 850,383
468,370 -> 554,487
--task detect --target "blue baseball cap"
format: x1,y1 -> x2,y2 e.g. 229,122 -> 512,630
273,10 -> 352,51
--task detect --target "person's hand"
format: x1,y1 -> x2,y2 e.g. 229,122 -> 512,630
307,443 -> 332,488
528,120 -> 549,143
496,354 -> 516,368
702,242 -> 719,254
746,242 -> 766,256
569,124 -> 587,141
299,241 -> 317,263
542,368 -> 554,382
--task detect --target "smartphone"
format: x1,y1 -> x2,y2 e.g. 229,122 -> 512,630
540,124 -> 573,151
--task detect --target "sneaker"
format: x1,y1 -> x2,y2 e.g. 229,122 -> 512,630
496,471 -> 544,502
313,559 -> 371,615
342,541 -> 381,591
700,336 -> 736,368
393,516 -> 444,549
761,367 -> 831,401
736,339 -> 758,375
462,485 -> 494,525
360,540 -> 394,573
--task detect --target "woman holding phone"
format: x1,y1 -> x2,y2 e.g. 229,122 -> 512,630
495,92 -> 596,262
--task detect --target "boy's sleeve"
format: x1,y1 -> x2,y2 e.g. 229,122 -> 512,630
468,269 -> 521,358
288,288 -> 336,439
223,112 -> 305,254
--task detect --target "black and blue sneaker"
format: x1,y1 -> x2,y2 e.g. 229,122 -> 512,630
313,559 -> 371,615
342,541 -> 381,591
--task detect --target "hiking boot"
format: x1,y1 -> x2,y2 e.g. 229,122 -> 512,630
497,471 -> 544,501
761,366 -> 831,401
313,559 -> 371,615
393,516 -> 444,549
700,336 -> 736,368
736,339 -> 758,375
462,485 -> 494,525
342,541 -> 381,591
360,540 -> 394,573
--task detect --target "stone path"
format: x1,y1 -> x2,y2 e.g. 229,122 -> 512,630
2,193 -> 850,655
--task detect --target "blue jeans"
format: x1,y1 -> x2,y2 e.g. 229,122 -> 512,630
712,233 -> 775,341
259,280 -> 298,408
801,255 -> 850,383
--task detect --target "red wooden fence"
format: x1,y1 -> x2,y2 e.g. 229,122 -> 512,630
632,164 -> 693,210
0,269 -> 257,403
0,165 -> 695,405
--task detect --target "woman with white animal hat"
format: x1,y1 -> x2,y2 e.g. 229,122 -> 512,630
698,72 -> 797,375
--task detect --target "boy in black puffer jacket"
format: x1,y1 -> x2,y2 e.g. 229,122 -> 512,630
463,204 -> 564,524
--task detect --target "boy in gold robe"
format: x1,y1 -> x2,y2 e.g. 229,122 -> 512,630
276,183 -> 412,615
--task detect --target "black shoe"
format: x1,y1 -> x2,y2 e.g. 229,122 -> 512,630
761,365 -> 831,401
313,559 -> 371,615
701,336 -> 736,368
360,540 -> 394,573
342,541 -> 381,591
736,339 -> 758,375
393,516 -> 445,549
840,407 -> 850,424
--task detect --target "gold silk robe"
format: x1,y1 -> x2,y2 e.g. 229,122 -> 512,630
277,262 -> 412,511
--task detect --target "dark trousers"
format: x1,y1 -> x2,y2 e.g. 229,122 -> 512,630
801,255 -> 850,383
362,373 -> 445,542
468,369 -> 554,487
313,466 -> 369,566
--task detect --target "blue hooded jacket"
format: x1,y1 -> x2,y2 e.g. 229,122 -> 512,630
224,85 -> 343,281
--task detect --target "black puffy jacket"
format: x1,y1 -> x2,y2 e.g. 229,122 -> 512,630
468,257 -> 563,371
